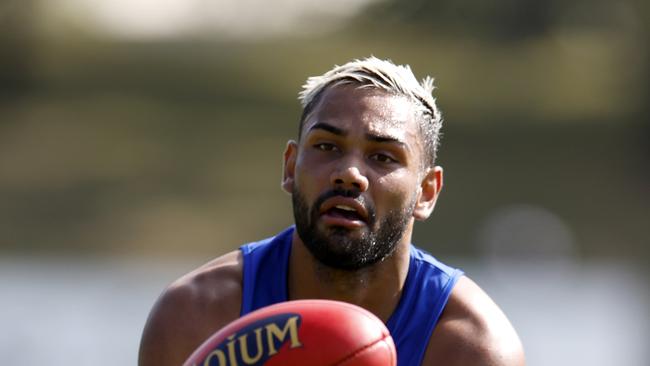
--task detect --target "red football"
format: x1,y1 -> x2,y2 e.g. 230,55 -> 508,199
184,299 -> 397,366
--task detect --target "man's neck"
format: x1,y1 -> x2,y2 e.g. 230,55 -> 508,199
287,231 -> 411,323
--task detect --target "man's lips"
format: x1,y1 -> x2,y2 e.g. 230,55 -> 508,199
318,196 -> 369,224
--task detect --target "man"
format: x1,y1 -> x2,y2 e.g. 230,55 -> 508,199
139,57 -> 525,365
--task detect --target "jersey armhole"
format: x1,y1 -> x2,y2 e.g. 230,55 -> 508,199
417,269 -> 464,365
239,245 -> 253,316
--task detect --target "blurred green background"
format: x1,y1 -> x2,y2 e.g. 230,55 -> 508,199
1,0 -> 648,364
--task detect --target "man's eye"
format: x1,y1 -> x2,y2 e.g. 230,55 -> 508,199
314,143 -> 337,151
370,153 -> 397,163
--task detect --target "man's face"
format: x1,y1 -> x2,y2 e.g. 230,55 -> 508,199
285,85 -> 436,270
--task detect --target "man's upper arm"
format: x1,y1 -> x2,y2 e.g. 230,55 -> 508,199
423,276 -> 525,366
139,283 -> 202,366
138,251 -> 243,366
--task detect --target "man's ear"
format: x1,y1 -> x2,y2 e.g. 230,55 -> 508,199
281,140 -> 298,194
413,166 -> 443,221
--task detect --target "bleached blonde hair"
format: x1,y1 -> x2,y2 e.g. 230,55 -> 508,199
298,56 -> 443,166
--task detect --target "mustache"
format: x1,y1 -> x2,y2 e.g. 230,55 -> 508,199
313,188 -> 362,211
313,188 -> 375,223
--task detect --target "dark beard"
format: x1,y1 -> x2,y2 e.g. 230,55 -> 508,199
292,187 -> 414,271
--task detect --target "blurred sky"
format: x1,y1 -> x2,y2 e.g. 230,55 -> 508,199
1,0 -> 649,365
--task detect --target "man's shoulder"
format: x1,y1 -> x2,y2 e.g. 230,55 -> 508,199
138,250 -> 244,366
169,249 -> 244,305
423,276 -> 526,366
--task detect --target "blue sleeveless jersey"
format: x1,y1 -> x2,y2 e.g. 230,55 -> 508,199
239,226 -> 463,366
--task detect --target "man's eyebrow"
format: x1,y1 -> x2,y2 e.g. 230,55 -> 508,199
308,122 -> 346,136
309,122 -> 408,148
366,132 -> 407,147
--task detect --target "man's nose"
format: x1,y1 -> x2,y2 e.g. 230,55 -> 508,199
330,161 -> 369,192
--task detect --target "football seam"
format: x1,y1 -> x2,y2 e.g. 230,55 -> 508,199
330,334 -> 392,366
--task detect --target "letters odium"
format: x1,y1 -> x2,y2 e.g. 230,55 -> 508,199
194,313 -> 303,366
